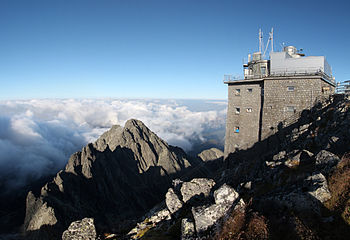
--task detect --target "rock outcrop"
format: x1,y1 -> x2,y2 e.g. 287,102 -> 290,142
198,148 -> 224,162
62,218 -> 96,240
24,119 -> 193,239
191,184 -> 241,234
126,179 -> 244,239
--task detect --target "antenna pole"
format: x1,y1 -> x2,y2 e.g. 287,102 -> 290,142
263,38 -> 270,58
259,28 -> 262,52
270,27 -> 274,52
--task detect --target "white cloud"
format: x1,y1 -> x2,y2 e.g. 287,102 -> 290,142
0,99 -> 226,190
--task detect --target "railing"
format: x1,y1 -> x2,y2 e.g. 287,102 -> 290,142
269,68 -> 334,82
336,80 -> 350,94
223,74 -> 243,82
224,68 -> 335,84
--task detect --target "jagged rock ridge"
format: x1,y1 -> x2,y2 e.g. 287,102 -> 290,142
24,119 -> 193,239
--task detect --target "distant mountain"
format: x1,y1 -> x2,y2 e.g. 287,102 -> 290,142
24,119 -> 196,239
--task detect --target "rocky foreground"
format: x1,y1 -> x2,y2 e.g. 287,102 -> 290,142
24,95 -> 350,239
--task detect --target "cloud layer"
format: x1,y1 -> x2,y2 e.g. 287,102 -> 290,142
0,99 -> 226,190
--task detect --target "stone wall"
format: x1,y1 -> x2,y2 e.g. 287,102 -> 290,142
224,76 -> 335,156
224,81 -> 262,156
261,76 -> 323,139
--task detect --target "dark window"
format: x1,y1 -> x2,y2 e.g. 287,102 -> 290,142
247,88 -> 253,93
234,126 -> 240,133
287,86 -> 295,91
286,106 -> 296,112
235,89 -> 241,95
246,108 -> 252,113
235,107 -> 240,114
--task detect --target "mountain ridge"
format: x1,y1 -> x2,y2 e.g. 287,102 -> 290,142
24,119 -> 202,239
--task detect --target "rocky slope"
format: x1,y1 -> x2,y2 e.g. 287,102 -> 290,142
77,94 -> 349,240
24,119 -> 199,239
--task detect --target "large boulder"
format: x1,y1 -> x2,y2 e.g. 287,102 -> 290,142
62,218 -> 96,240
315,150 -> 340,174
214,184 -> 239,205
180,178 -> 215,203
191,184 -> 240,234
271,172 -> 331,215
304,173 -> 331,203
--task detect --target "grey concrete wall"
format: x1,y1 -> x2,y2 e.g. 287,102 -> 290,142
224,76 -> 335,157
260,77 -> 323,139
224,81 -> 262,156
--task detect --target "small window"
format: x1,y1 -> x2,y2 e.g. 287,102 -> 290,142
235,89 -> 241,95
322,87 -> 330,93
235,107 -> 240,114
261,66 -> 266,76
286,106 -> 296,112
287,86 -> 295,91
247,88 -> 253,93
246,108 -> 252,113
234,126 -> 240,133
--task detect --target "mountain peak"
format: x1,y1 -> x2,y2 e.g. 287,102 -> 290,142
124,118 -> 147,129
24,119 -> 193,239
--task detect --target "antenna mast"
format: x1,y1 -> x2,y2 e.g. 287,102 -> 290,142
259,28 -> 262,52
270,27 -> 274,52
262,28 -> 274,58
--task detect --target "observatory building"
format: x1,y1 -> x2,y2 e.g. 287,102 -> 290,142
224,29 -> 336,156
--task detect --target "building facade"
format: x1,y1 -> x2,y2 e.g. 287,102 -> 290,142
224,45 -> 335,156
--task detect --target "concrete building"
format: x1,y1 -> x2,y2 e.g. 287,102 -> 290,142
224,34 -> 335,156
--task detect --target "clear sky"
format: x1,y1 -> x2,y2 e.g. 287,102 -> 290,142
0,0 -> 349,99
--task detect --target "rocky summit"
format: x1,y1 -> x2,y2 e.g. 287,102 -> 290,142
22,95 -> 350,240
24,119 -> 196,239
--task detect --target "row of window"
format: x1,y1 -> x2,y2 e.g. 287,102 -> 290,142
235,107 -> 252,114
235,106 -> 296,113
235,88 -> 253,95
234,86 -> 295,96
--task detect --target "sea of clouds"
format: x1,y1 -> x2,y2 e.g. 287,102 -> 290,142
0,98 -> 227,190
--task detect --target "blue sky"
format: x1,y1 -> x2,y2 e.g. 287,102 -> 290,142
0,0 -> 349,99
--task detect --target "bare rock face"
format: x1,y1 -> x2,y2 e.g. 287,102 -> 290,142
214,184 -> 239,205
62,218 -> 96,240
198,148 -> 224,162
304,173 -> 332,204
24,192 -> 57,239
180,178 -> 215,203
165,188 -> 183,214
24,119 -> 193,239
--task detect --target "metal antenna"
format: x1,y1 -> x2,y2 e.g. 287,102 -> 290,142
270,27 -> 274,52
263,28 -> 274,58
263,40 -> 269,58
259,28 -> 262,52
